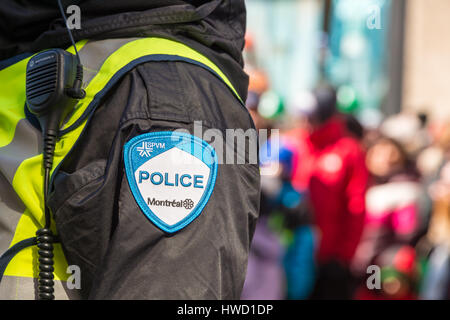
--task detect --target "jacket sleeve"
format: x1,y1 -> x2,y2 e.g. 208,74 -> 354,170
338,142 -> 368,263
49,61 -> 260,299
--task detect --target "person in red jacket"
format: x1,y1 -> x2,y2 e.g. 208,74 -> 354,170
288,85 -> 369,299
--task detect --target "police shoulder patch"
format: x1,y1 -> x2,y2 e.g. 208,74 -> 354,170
124,131 -> 218,233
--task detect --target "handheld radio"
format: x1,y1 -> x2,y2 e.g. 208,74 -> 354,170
25,0 -> 85,300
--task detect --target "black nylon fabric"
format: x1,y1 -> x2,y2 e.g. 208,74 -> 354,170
47,61 -> 260,299
0,0 -> 249,101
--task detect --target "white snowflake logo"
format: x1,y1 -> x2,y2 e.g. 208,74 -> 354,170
136,142 -> 152,157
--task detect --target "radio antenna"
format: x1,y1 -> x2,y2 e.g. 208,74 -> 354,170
57,0 -> 81,64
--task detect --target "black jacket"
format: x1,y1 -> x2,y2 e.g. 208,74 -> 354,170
49,60 -> 260,299
1,1 -> 260,299
0,0 -> 248,101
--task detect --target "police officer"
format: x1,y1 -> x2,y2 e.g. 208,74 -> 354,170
0,1 -> 260,299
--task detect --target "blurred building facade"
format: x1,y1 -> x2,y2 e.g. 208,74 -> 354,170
246,0 -> 450,122
402,0 -> 450,121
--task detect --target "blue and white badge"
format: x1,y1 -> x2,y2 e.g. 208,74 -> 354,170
124,131 -> 218,233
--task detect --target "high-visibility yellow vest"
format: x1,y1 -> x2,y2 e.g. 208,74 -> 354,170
0,37 -> 242,299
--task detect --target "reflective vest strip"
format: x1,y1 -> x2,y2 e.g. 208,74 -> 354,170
61,37 -> 243,131
1,40 -> 104,282
0,58 -> 28,148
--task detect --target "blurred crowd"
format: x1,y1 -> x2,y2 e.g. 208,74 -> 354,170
241,42 -> 450,301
